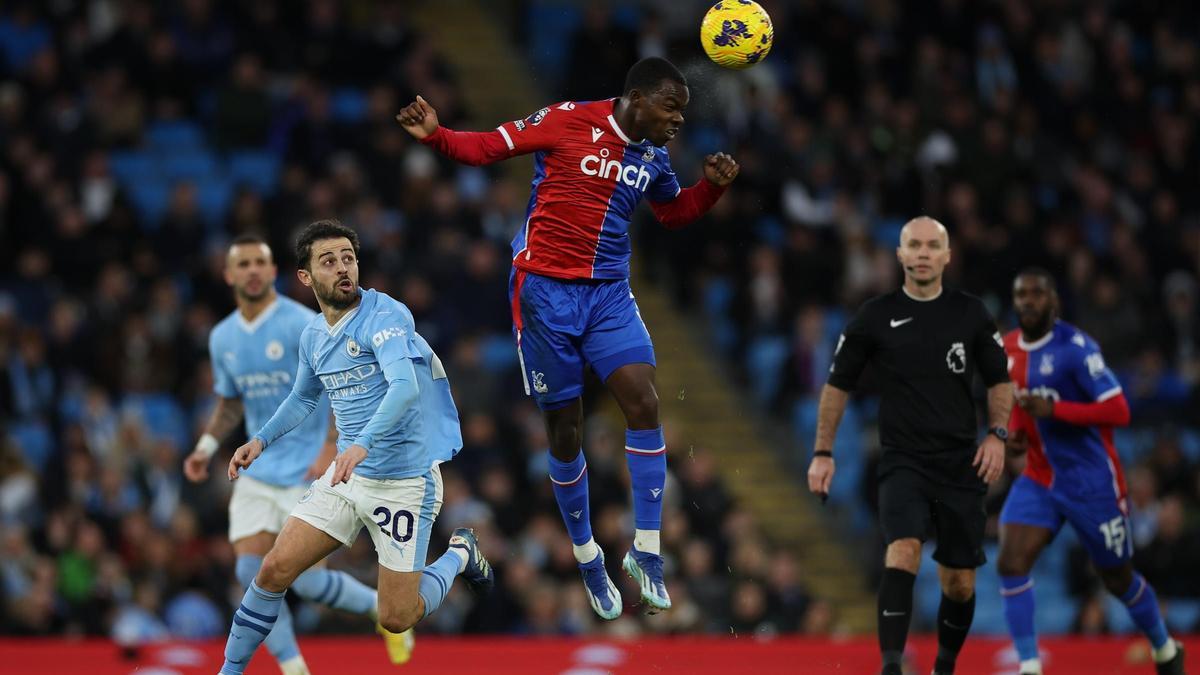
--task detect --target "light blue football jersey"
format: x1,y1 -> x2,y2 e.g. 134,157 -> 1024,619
209,296 -> 331,487
293,288 -> 461,480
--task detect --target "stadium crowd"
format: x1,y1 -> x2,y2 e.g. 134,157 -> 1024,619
0,0 -> 1197,646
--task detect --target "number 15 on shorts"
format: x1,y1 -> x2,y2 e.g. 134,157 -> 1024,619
1098,516 -> 1129,556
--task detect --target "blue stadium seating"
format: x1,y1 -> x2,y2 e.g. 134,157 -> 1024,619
144,120 -> 206,150
160,151 -> 220,183
330,88 -> 368,123
226,150 -> 281,195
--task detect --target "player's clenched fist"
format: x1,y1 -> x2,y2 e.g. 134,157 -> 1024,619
395,95 -> 439,140
703,152 -> 739,186
228,438 -> 265,480
330,445 -> 367,485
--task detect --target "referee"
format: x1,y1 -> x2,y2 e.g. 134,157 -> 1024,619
807,217 -> 1013,675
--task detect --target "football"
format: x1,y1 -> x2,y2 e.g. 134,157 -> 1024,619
700,0 -> 774,70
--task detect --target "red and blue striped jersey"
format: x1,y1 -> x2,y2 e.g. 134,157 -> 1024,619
421,99 -> 725,281
1004,321 -> 1129,501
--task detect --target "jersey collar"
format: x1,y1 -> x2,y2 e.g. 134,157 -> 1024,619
606,99 -> 644,145
900,285 -> 942,302
238,297 -> 280,334
1017,325 -> 1056,352
324,289 -> 367,336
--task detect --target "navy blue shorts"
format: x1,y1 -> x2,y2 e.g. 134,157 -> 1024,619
1000,475 -> 1132,568
509,269 -> 655,410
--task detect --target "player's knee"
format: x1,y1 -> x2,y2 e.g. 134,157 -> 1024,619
1098,565 -> 1133,596
996,551 -> 1031,577
884,539 -> 921,573
942,573 -> 975,602
623,389 -> 659,428
256,553 -> 300,592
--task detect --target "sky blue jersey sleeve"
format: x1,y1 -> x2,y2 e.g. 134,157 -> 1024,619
351,305 -> 422,450
252,343 -> 323,448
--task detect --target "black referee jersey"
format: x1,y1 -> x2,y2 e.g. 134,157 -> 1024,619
828,288 -> 1009,481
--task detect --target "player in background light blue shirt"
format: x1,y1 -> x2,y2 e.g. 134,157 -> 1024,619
218,221 -> 493,675
183,234 -> 388,675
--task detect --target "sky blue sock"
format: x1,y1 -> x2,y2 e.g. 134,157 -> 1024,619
625,427 -> 666,531
548,450 -> 593,546
292,567 -> 377,616
221,581 -> 284,675
1119,573 -> 1170,650
234,556 -> 298,663
1001,575 -> 1038,661
418,550 -> 462,619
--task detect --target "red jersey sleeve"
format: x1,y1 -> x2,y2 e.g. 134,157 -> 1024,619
648,179 -> 726,230
419,103 -> 571,166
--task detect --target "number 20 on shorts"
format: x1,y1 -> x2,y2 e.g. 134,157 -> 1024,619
374,506 -> 415,542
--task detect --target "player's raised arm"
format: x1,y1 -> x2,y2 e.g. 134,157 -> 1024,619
396,95 -> 564,167
647,152 -> 738,229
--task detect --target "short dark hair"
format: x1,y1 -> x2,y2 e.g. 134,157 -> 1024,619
230,232 -> 268,247
295,219 -> 360,270
1016,266 -> 1057,291
623,57 -> 686,96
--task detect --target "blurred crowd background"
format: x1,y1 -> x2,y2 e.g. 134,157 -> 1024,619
1,0 -> 1197,645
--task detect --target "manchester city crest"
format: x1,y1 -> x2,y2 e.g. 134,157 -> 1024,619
265,339 -> 284,360
346,338 -> 361,357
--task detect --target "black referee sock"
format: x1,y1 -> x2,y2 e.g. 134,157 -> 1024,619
934,592 -> 976,673
878,567 -> 915,672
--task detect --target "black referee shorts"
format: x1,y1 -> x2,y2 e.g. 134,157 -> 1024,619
878,466 -> 987,569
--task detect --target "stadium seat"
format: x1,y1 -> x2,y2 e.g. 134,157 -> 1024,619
144,120 -> 206,150
8,421 -> 54,473
192,178 -> 234,228
160,151 -> 220,183
480,333 -> 519,373
330,87 -> 368,123
225,150 -> 282,195
107,151 -> 156,184
745,335 -> 788,405
121,394 -> 189,452
1164,599 -> 1200,633
125,179 -> 173,228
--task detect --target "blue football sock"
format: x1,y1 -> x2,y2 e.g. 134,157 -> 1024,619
291,567 -> 378,617
1118,573 -> 1170,650
221,580 -> 285,675
625,427 -> 666,532
233,555 -> 299,663
548,450 -> 593,546
1001,575 -> 1038,661
418,549 -> 463,619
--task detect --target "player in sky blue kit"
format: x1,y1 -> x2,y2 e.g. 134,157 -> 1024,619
216,221 -> 493,675
184,233 -> 392,674
397,57 -> 738,620
999,269 -> 1185,675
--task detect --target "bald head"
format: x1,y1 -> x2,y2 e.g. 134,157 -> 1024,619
899,216 -> 949,248
896,216 -> 951,289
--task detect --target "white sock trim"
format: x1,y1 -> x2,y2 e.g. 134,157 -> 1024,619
633,529 -> 661,555
279,655 -> 310,675
1018,658 -> 1042,674
448,546 -> 468,574
1153,639 -> 1178,664
572,538 -> 600,564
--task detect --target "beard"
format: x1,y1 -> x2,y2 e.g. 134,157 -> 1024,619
1019,310 -> 1053,337
315,278 -> 358,309
235,282 -> 271,302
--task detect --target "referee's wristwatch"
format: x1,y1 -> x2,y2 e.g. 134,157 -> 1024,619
987,426 -> 1009,442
